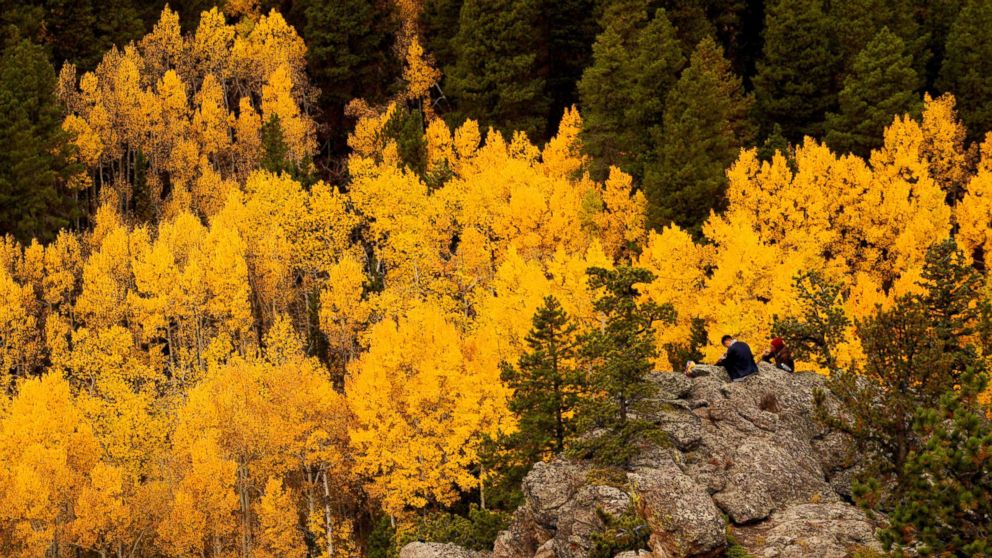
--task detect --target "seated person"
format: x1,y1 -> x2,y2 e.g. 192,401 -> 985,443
715,335 -> 758,381
761,337 -> 795,372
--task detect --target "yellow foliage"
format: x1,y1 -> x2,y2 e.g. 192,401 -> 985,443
256,477 -> 306,558
261,64 -> 316,163
403,37 -> 440,109
0,374 -> 101,557
347,304 -> 500,516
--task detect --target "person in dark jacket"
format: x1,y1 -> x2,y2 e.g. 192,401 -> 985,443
715,335 -> 758,380
761,337 -> 795,372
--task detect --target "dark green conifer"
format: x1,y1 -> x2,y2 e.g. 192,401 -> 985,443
646,36 -> 755,232
0,36 -> 80,243
573,266 -> 675,466
500,295 -> 582,460
298,0 -> 398,137
578,3 -> 684,181
819,240 -> 986,480
752,0 -> 841,141
445,0 -> 549,140
824,26 -> 921,157
881,369 -> 992,556
938,0 -> 992,140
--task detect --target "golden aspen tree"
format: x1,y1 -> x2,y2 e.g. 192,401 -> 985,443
62,114 -> 103,168
189,8 -> 235,81
593,167 -> 648,260
158,434 -> 239,557
192,157 -> 239,218
233,97 -> 263,178
347,304 -> 492,517
69,462 -> 130,556
255,477 -> 306,558
865,113 -> 953,284
196,220 -> 253,351
261,64 -> 316,163
402,37 -> 441,117
42,231 -> 84,311
0,266 -> 40,383
291,181 -> 358,281
348,162 -> 449,300
231,9 -> 309,92
0,373 -> 101,558
61,6 -> 319,217
193,74 -> 233,162
75,219 -> 132,329
957,136 -> 992,272
540,106 -> 587,181
319,254 -> 371,365
919,93 -> 971,199
214,171 -> 307,325
638,226 -> 713,364
138,6 -> 184,81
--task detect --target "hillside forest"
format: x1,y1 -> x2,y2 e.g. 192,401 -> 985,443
0,0 -> 991,556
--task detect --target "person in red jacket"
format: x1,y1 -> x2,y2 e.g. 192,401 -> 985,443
761,337 -> 795,372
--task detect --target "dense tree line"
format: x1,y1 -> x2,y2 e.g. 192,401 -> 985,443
3,0 -> 992,241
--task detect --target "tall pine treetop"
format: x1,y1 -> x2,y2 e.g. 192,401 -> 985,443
939,0 -> 992,141
646,35 -> 755,232
578,3 -> 684,181
753,0 -> 841,142
824,26 -> 921,157
0,35 -> 80,243
446,0 -> 549,140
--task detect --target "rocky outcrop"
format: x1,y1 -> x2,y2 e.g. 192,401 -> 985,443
399,542 -> 491,558
492,460 -> 633,558
402,362 -> 881,558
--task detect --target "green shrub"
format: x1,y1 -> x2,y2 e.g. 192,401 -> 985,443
397,505 -> 510,552
589,507 -> 651,558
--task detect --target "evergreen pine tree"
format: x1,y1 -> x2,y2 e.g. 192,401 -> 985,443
829,0 -> 926,75
918,0 -> 963,90
544,0 -> 599,131
938,0 -> 992,140
488,296 -> 583,505
881,369 -> 992,556
298,0 -> 398,141
0,36 -> 80,243
645,36 -> 755,232
773,270 -> 851,371
573,266 -> 675,466
660,0 -> 717,56
421,0 -> 464,70
578,3 -> 684,181
756,123 -> 793,164
819,241 -> 986,481
824,26 -> 921,157
752,0 -> 841,141
260,115 -> 290,174
501,295 -> 582,459
446,0 -> 549,140
917,239 -> 990,373
0,0 -> 145,71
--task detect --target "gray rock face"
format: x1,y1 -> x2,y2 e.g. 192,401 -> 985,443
403,362 -> 882,558
399,542 -> 490,558
733,503 -> 880,558
629,459 -> 725,558
493,459 -> 633,558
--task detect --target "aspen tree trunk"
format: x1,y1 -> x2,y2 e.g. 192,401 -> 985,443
322,469 -> 334,558
238,463 -> 252,558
